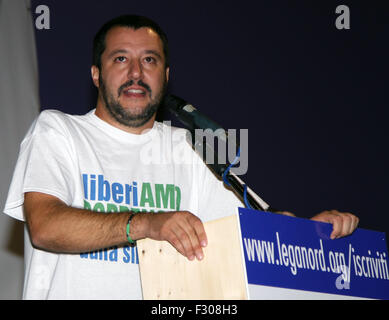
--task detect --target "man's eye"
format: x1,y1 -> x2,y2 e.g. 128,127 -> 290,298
144,56 -> 156,64
114,56 -> 127,63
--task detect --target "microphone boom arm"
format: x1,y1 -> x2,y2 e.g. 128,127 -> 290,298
163,94 -> 278,213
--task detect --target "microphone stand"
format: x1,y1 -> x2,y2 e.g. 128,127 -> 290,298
224,172 -> 273,212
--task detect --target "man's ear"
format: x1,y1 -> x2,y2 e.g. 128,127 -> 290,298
91,65 -> 100,88
165,67 -> 170,82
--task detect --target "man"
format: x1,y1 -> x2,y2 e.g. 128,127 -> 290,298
4,15 -> 358,299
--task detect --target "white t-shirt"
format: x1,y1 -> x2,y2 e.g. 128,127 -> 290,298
3,109 -> 243,300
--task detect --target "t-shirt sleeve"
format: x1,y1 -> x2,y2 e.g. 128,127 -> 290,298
3,111 -> 76,221
195,152 -> 245,223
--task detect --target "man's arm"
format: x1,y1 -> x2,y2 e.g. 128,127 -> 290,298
24,192 -> 207,261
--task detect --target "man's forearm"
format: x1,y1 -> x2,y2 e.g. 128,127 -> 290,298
24,192 -> 207,261
24,192 -> 147,253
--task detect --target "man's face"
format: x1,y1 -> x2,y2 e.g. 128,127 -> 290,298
92,26 -> 169,129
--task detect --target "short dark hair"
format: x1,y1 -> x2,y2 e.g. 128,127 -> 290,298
92,14 -> 169,69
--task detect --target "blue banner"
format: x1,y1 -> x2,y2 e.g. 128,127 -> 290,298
238,208 -> 389,299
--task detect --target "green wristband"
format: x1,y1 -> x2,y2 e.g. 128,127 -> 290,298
126,213 -> 137,247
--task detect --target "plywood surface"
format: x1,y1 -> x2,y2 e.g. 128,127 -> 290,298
137,214 -> 248,300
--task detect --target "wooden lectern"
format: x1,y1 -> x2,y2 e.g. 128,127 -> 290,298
137,214 -> 248,300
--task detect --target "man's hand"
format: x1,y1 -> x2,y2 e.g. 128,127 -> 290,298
137,211 -> 208,262
276,209 -> 359,239
310,210 -> 359,239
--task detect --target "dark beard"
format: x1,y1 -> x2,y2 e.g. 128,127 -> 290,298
99,75 -> 166,129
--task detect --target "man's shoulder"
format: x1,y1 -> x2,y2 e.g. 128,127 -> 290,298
24,109 -> 91,141
34,109 -> 68,126
37,109 -> 90,123
36,109 -> 91,129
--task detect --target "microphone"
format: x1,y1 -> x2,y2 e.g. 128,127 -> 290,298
162,94 -> 224,131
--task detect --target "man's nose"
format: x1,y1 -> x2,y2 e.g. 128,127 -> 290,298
127,59 -> 143,80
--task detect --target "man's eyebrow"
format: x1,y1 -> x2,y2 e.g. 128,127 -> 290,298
107,49 -> 129,58
144,50 -> 162,60
107,49 -> 163,60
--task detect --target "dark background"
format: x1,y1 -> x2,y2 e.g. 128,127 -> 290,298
31,1 -> 388,239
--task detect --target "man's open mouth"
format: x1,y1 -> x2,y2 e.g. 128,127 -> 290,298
122,87 -> 147,98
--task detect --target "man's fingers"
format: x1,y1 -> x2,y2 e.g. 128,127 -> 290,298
167,233 -> 186,258
173,228 -> 197,261
188,215 -> 208,248
332,211 -> 359,239
329,213 -> 343,239
342,213 -> 354,236
276,211 -> 296,217
311,210 -> 359,239
351,213 -> 359,230
151,211 -> 208,261
346,213 -> 359,235
179,215 -> 207,261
